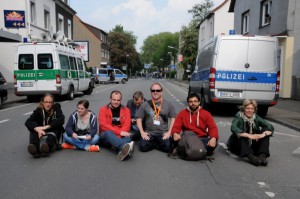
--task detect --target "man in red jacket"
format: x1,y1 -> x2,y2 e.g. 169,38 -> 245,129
99,90 -> 134,161
171,92 -> 219,155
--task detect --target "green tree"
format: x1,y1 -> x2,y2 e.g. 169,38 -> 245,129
111,24 -> 137,46
188,0 -> 214,24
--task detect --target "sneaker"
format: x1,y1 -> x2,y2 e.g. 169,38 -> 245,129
40,143 -> 50,157
247,154 -> 261,166
88,145 -> 100,152
128,141 -> 135,157
28,144 -> 40,158
117,143 -> 130,161
62,143 -> 75,150
258,153 -> 268,166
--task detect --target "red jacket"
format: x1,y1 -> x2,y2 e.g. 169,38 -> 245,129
98,104 -> 131,138
171,108 -> 219,139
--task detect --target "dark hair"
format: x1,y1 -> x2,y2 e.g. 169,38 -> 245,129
77,100 -> 89,109
150,82 -> 163,91
133,91 -> 144,100
110,90 -> 122,99
187,92 -> 200,102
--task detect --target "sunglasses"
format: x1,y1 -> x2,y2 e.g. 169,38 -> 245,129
151,89 -> 162,93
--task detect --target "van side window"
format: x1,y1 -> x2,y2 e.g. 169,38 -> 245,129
19,54 -> 34,70
99,69 -> 107,74
38,54 -> 53,69
197,42 -> 214,70
76,58 -> 84,70
69,57 -> 76,70
115,70 -> 122,74
59,54 -> 70,70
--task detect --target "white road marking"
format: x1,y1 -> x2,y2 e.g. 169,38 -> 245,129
0,103 -> 33,112
0,119 -> 10,124
274,131 -> 300,138
265,192 -> 275,198
23,112 -> 33,116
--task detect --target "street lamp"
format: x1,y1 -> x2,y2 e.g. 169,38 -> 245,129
126,54 -> 129,77
167,52 -> 174,79
168,45 -> 179,52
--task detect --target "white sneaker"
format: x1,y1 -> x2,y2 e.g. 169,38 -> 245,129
129,141 -> 135,156
117,143 -> 130,161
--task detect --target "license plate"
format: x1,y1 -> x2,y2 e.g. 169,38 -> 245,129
220,91 -> 240,97
20,82 -> 34,87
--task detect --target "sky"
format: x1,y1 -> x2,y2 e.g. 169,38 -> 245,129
70,0 -> 226,52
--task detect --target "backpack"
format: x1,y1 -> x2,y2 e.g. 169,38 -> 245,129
177,131 -> 207,161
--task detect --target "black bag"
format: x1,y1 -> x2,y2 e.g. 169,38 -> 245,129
178,131 -> 207,161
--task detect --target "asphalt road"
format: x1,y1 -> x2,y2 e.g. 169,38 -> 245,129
0,79 -> 300,199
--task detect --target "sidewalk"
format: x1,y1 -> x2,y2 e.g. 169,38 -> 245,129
170,79 -> 300,132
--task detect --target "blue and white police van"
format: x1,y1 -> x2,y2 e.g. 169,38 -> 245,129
189,34 -> 280,116
93,67 -> 128,84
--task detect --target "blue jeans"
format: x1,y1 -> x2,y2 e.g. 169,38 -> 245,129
63,133 -> 100,151
139,134 -> 171,153
99,131 -> 131,151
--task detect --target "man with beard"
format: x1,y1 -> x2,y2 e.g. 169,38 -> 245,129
171,92 -> 219,155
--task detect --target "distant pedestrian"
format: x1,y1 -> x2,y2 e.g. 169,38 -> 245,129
136,82 -> 176,153
227,99 -> 274,166
126,91 -> 146,141
62,100 -> 100,152
25,93 -> 65,157
98,90 -> 134,161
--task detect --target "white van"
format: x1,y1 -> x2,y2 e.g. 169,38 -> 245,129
93,68 -> 128,84
14,41 -> 94,101
189,35 -> 280,116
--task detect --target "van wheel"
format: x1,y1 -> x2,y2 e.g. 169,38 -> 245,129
257,106 -> 269,117
83,85 -> 93,95
0,97 -> 2,109
188,86 -> 191,94
200,95 -> 209,110
121,79 -> 126,84
68,86 -> 74,100
27,95 -> 37,102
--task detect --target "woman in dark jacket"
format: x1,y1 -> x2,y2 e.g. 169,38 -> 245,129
25,93 -> 65,157
227,99 -> 274,166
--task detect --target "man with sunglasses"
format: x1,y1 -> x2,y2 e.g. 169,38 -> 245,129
171,92 -> 219,156
136,83 -> 176,152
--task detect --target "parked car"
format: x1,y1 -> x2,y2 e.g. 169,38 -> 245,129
0,72 -> 8,108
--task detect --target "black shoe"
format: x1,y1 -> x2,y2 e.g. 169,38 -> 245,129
28,144 -> 40,158
40,143 -> 50,157
258,153 -> 268,166
247,154 -> 261,166
117,143 -> 130,161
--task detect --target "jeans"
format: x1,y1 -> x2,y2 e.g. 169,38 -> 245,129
139,134 -> 171,153
99,131 -> 131,151
63,133 -> 100,151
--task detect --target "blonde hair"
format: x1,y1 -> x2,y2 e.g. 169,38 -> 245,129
37,93 -> 55,115
240,99 -> 258,113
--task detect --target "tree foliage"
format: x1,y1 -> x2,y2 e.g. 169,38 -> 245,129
188,0 -> 214,24
111,24 -> 137,46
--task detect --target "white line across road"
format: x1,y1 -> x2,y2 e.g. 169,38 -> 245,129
23,111 -> 33,116
167,82 -> 188,94
0,103 -> 33,112
0,119 -> 10,124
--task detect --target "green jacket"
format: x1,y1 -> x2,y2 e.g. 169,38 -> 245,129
231,112 -> 274,136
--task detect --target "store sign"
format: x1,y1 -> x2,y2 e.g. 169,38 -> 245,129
4,10 -> 25,28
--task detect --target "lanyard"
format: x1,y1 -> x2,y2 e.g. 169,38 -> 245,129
152,99 -> 162,119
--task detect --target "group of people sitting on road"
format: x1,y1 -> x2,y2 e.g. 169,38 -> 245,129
25,82 -> 274,167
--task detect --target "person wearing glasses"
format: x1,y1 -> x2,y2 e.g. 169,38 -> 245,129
126,91 -> 146,141
62,100 -> 100,152
227,99 -> 273,166
136,82 -> 176,152
171,92 -> 219,156
98,90 -> 134,161
25,93 -> 65,157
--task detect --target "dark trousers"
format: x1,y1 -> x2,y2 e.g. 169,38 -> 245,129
227,134 -> 270,157
139,134 -> 171,153
29,129 -> 61,151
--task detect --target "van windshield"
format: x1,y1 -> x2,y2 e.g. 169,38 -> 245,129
19,54 -> 34,70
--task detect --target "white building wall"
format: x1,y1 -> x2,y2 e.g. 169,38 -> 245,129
0,0 -> 56,83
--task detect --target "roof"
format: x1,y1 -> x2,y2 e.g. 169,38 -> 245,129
228,0 -> 236,12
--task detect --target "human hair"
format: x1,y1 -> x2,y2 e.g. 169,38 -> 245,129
38,93 -> 55,109
77,99 -> 89,109
110,90 -> 122,99
187,92 -> 200,102
133,91 -> 144,101
150,82 -> 163,91
240,99 -> 258,113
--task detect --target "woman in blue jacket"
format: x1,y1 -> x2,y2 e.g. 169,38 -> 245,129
62,100 -> 100,152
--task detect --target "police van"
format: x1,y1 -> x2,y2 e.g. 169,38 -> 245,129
93,67 -> 128,84
189,35 -> 280,116
14,41 -> 94,101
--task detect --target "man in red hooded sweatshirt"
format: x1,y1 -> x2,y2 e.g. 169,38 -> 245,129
171,92 -> 219,155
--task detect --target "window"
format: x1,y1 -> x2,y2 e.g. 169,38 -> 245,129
115,70 -> 123,75
59,55 -> 70,70
19,54 -> 34,70
30,1 -> 36,23
261,0 -> 272,26
38,54 -> 53,69
209,21 -> 213,39
67,19 -> 72,39
201,27 -> 205,42
69,57 -> 76,70
44,10 -> 50,30
101,49 -> 104,58
58,14 -> 64,32
242,11 -> 250,34
76,58 -> 84,70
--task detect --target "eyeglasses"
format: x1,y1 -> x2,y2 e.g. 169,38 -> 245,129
151,89 -> 162,93
188,100 -> 200,103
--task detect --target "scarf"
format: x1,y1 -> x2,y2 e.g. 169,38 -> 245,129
239,111 -> 256,146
